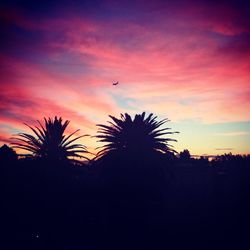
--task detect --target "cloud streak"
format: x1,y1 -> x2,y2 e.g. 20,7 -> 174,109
214,131 -> 250,137
215,148 -> 234,151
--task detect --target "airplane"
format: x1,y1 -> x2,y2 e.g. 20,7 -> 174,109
112,81 -> 119,85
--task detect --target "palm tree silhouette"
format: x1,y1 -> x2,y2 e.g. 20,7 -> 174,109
11,116 -> 89,162
96,112 -> 178,158
96,112 -> 178,229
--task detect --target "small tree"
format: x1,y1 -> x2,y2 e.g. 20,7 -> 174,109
179,149 -> 191,161
0,144 -> 18,162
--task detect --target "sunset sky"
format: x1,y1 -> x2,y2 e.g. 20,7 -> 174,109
1,0 -> 250,156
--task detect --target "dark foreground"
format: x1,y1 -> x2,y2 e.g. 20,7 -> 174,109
2,155 -> 250,250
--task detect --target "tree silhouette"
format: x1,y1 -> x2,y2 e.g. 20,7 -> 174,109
179,149 -> 191,161
96,112 -> 178,158
11,116 -> 89,162
0,144 -> 18,162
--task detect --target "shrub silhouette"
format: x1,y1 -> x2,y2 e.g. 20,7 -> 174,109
96,112 -> 179,159
11,116 -> 89,162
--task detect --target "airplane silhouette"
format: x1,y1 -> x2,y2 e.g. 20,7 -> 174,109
112,81 -> 119,85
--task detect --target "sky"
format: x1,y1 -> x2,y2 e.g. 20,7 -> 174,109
0,0 -> 250,156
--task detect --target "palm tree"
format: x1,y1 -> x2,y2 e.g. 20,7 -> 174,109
11,116 -> 89,162
96,112 -> 178,227
96,112 -> 178,158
